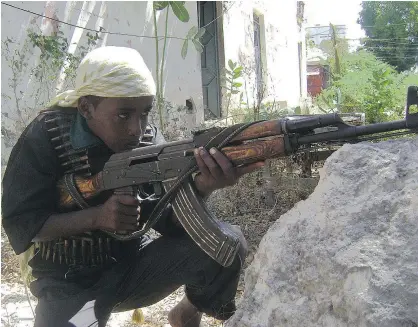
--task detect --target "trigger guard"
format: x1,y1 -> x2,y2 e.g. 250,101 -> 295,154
138,185 -> 150,198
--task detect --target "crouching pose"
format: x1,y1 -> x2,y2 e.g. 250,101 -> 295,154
2,46 -> 264,327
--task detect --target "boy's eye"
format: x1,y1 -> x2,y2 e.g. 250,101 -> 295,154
118,113 -> 129,120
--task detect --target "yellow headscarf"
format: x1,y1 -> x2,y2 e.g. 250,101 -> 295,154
48,46 -> 156,107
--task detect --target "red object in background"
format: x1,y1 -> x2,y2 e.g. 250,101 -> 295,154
307,65 -> 329,97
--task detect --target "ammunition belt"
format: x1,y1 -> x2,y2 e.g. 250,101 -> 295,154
37,110 -> 157,267
35,235 -> 117,266
44,111 -> 91,177
44,110 -> 156,178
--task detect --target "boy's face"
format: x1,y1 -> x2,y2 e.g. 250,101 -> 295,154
80,96 -> 154,153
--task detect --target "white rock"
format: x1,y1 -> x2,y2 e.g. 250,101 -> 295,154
226,137 -> 418,327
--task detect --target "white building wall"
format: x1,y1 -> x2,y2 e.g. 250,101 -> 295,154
1,1 -> 204,166
1,1 -> 306,167
1,1 -> 204,112
221,0 -> 304,109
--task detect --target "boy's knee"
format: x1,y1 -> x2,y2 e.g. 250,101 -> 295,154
225,223 -> 248,265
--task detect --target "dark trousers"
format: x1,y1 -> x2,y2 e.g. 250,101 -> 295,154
30,232 -> 246,327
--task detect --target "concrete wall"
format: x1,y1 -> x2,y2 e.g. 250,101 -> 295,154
221,0 -> 306,111
1,1 -> 205,111
1,1 -> 205,165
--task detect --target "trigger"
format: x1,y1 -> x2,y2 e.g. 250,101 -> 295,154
138,185 -> 150,198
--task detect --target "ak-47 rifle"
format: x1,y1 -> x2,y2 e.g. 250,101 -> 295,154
58,85 -> 418,267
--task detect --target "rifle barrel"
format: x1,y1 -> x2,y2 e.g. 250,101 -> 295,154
297,119 -> 409,145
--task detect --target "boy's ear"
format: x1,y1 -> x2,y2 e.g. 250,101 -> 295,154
78,96 -> 94,120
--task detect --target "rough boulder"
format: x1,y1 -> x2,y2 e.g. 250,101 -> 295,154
226,137 -> 418,327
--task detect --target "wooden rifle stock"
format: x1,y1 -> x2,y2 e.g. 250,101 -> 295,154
58,173 -> 104,208
57,136 -> 286,209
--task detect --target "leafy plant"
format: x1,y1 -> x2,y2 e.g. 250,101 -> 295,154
221,59 -> 244,124
313,50 -> 418,123
181,26 -> 206,59
152,1 -> 205,131
1,24 -> 102,169
27,30 -> 100,83
362,67 -> 395,123
232,101 -> 290,124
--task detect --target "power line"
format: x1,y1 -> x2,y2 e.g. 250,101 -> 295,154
353,42 -> 418,46
308,36 -> 417,45
371,54 -> 418,58
361,22 -> 412,28
308,32 -> 416,41
347,38 -> 415,42
375,57 -> 417,60
349,40 -> 418,46
201,1 -> 235,29
350,50 -> 418,58
307,22 -> 412,29
2,2 -> 228,42
322,38 -> 417,46
369,52 -> 418,56
307,22 -> 412,36
361,44 -> 418,48
342,39 -> 418,46
2,2 -> 181,40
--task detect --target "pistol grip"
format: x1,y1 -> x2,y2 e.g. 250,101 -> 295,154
113,186 -> 137,235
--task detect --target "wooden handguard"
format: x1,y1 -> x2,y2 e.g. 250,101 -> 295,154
220,137 -> 286,165
57,137 -> 286,209
230,119 -> 283,142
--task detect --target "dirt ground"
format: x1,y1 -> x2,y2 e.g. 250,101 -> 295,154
1,158 -> 320,327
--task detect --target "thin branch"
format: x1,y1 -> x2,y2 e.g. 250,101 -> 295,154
153,9 -> 163,131
24,283 -> 35,317
160,6 -> 170,99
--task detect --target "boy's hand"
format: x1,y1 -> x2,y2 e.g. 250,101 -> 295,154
95,195 -> 140,232
193,147 -> 265,197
